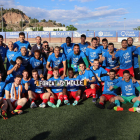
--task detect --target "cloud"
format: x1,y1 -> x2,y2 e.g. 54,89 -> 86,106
95,6 -> 110,10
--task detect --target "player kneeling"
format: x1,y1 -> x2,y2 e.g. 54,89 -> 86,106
95,69 -> 121,109
78,63 -> 98,102
47,67 -> 64,108
63,68 -> 81,106
5,75 -> 27,115
28,69 -> 51,108
0,72 -> 8,119
109,70 -> 140,112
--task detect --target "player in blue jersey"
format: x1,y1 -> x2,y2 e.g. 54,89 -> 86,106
6,41 -> 18,69
47,67 -> 64,108
101,43 -> 119,73
78,34 -> 89,53
14,32 -> 31,52
86,37 -> 102,66
6,57 -> 25,83
10,47 -> 31,73
0,72 -> 8,119
30,50 -> 47,79
78,63 -> 98,102
61,37 -> 75,57
112,39 -> 136,77
63,68 -> 81,106
90,59 -> 108,92
127,37 -> 140,81
21,70 -> 30,97
109,70 -> 140,112
28,69 -> 51,108
0,35 -> 8,62
46,46 -> 66,80
95,69 -> 121,109
100,38 -> 108,56
5,75 -> 27,115
67,44 -> 89,73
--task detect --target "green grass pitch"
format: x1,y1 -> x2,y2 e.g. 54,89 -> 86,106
0,57 -> 140,140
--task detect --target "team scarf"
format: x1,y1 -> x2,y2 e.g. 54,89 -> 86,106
10,83 -> 22,100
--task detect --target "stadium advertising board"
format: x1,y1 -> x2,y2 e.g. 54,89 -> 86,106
50,31 -> 72,38
6,32 -> 27,38
118,30 -> 139,37
28,31 -> 49,38
95,31 -> 116,37
0,32 -> 5,38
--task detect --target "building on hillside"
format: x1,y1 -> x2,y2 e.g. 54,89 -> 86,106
24,27 -> 67,32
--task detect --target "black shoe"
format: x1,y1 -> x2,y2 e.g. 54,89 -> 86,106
95,102 -> 105,109
107,102 -> 115,109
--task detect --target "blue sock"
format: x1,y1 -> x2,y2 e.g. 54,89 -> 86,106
133,100 -> 140,107
115,100 -> 120,107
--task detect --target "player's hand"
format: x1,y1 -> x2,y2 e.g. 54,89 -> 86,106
109,86 -> 113,91
137,45 -> 140,48
86,67 -> 90,70
40,57 -> 43,61
61,74 -> 66,79
79,71 -> 82,75
14,47 -> 18,52
48,68 -> 52,71
112,52 -> 116,59
86,79 -> 90,82
73,75 -> 77,78
86,41 -> 91,46
49,52 -> 53,55
28,51 -> 32,56
131,77 -> 137,83
87,45 -> 92,48
91,63 -> 94,66
25,83 -> 29,90
14,64 -> 19,71
101,56 -> 105,62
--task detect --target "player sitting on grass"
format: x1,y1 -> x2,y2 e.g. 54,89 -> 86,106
95,69 -> 121,109
21,70 -> 30,98
47,67 -> 64,108
0,72 -> 8,119
109,70 -> 140,112
30,50 -> 46,79
78,63 -> 97,102
28,69 -> 51,108
63,68 -> 81,106
5,75 -> 27,115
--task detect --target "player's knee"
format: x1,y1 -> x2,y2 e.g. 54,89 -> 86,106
110,97 -> 115,102
137,96 -> 140,101
22,98 -> 27,103
114,96 -> 118,100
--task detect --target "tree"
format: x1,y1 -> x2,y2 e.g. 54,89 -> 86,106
87,29 -> 89,31
19,20 -> 25,27
66,25 -> 77,31
30,18 -> 39,23
62,24 -> 65,27
48,20 -> 53,22
41,19 -> 47,22
133,26 -> 140,30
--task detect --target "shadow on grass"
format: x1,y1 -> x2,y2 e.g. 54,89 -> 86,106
85,136 -> 97,140
31,131 -> 51,140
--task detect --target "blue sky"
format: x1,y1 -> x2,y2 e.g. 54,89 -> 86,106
1,0 -> 140,31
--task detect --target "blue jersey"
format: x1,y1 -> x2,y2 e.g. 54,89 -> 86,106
6,65 -> 25,82
12,52 -> 31,67
101,76 -> 121,96
115,46 -> 136,69
0,46 -> 8,62
0,82 -> 6,97
4,83 -> 25,98
78,42 -> 88,53
30,57 -> 46,69
115,79 -> 140,97
77,69 -> 94,81
103,51 -> 119,69
86,47 -> 102,63
90,66 -> 107,85
48,77 -> 63,93
6,50 -> 18,69
61,43 -> 75,57
67,50 -> 87,72
47,53 -> 66,68
28,78 -> 45,93
14,40 -> 31,52
64,77 -> 79,92
132,46 -> 140,69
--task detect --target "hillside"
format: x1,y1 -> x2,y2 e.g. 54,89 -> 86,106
0,8 -> 65,31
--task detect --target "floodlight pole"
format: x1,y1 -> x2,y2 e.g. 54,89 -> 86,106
0,5 -> 3,32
